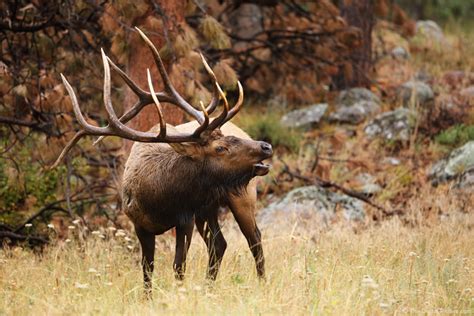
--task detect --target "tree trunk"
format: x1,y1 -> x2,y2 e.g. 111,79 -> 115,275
125,1 -> 186,134
334,0 -> 374,89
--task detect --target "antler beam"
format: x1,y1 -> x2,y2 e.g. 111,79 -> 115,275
51,28 -> 243,168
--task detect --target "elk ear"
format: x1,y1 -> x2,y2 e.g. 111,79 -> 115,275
169,142 -> 202,159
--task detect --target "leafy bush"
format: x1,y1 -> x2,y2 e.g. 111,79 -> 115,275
239,113 -> 301,151
0,138 -> 65,212
435,124 -> 474,147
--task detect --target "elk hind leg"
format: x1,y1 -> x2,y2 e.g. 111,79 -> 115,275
135,226 -> 156,297
173,221 -> 194,280
195,215 -> 227,280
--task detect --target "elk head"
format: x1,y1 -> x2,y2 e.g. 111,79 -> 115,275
52,27 -> 272,179
169,130 -> 272,178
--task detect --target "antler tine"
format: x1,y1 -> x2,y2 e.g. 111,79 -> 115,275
205,80 -> 220,115
193,100 -> 210,137
50,130 -> 87,169
107,56 -> 176,105
224,81 -> 244,122
147,68 -> 166,138
101,48 -> 127,133
135,27 -> 173,93
51,72 -> 114,168
60,73 -> 110,136
135,27 -> 204,124
107,56 -> 148,101
198,53 -> 220,116
99,49 -> 162,141
200,53 -> 229,130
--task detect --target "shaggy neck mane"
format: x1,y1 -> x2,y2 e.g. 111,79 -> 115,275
201,159 -> 254,201
175,155 -> 253,206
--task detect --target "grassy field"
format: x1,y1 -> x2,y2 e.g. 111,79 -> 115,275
1,213 -> 473,315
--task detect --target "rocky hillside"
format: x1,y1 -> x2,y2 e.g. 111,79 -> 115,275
244,19 -> 473,228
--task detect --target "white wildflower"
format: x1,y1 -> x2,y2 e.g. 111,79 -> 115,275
379,302 -> 389,309
25,223 -> 32,227
74,282 -> 89,289
47,223 -> 55,229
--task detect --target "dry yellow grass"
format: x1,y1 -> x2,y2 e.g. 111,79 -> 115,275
1,213 -> 473,315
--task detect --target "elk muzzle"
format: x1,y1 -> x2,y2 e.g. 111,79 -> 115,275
253,141 -> 273,176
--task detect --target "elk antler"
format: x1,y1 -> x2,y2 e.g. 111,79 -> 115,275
51,28 -> 243,168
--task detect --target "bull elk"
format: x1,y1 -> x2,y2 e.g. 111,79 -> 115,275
53,28 -> 272,294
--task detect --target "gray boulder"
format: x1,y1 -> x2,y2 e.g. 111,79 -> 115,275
259,185 -> 365,226
391,46 -> 410,60
415,20 -> 445,44
454,168 -> 474,192
398,81 -> 434,106
330,88 -> 381,124
460,86 -> 474,106
428,141 -> 474,186
280,103 -> 328,129
364,108 -> 416,141
336,88 -> 381,107
414,70 -> 432,83
329,100 -> 380,124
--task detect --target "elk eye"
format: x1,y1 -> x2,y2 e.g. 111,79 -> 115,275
215,146 -> 227,153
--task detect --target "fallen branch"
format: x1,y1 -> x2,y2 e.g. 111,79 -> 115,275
0,231 -> 48,245
13,194 -> 115,233
13,206 -> 69,233
279,159 -> 401,218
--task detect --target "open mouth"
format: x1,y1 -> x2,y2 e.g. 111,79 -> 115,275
253,161 -> 271,176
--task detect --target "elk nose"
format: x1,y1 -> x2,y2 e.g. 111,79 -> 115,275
260,142 -> 273,155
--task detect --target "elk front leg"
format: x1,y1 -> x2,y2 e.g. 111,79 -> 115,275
195,215 -> 227,280
135,226 -> 155,296
229,191 -> 265,279
174,221 -> 194,280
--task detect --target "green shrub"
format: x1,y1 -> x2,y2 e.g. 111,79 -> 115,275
0,137 -> 66,211
239,113 -> 301,151
396,0 -> 474,24
435,124 -> 474,147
